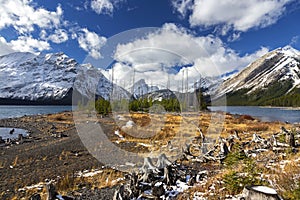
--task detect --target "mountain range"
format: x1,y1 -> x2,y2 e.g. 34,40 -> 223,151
213,45 -> 300,106
0,45 -> 299,106
0,52 -> 130,105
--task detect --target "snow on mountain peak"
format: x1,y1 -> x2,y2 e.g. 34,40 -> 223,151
0,52 -> 36,67
128,79 -> 159,98
0,52 -> 130,103
213,46 -> 300,99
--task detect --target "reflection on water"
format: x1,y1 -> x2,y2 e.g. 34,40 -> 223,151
209,106 -> 300,123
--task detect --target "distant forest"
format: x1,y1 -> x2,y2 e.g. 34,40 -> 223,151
223,80 -> 300,107
86,91 -> 207,115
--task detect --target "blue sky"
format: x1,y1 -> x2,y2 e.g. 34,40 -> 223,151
0,0 -> 300,84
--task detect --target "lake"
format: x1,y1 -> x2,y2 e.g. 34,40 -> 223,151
209,106 -> 300,123
0,128 -> 29,140
0,105 -> 72,120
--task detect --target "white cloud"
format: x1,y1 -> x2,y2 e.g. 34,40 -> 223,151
109,23 -> 269,90
48,29 -> 69,44
91,0 -> 114,14
9,36 -> 50,53
172,0 -> 293,33
78,28 -> 107,59
0,37 -> 14,56
0,0 -> 109,58
0,35 -> 50,56
171,0 -> 193,17
0,0 -> 63,34
290,36 -> 299,46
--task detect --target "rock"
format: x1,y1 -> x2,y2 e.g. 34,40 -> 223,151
9,128 -> 15,134
0,136 -> 4,144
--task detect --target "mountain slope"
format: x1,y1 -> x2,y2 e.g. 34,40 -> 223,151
214,46 -> 300,105
127,79 -> 159,99
0,52 -> 130,104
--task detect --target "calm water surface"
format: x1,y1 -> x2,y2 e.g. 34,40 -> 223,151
209,106 -> 300,123
0,128 -> 29,140
0,105 -> 72,120
0,105 -> 73,139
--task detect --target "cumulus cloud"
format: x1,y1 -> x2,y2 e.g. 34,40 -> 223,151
172,0 -> 293,33
91,0 -> 113,14
0,0 -> 63,34
290,36 -> 299,46
0,0 -> 108,58
78,28 -> 107,59
45,29 -> 69,44
171,0 -> 193,17
0,37 -> 14,56
108,23 -> 269,90
90,0 -> 124,15
0,35 -> 50,56
9,36 -> 50,53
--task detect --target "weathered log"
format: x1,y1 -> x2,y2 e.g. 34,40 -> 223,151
242,186 -> 282,200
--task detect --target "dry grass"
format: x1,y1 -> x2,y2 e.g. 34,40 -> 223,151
55,168 -> 125,195
12,155 -> 18,167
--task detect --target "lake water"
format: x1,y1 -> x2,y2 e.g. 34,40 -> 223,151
0,105 -> 72,120
0,128 -> 29,140
209,106 -> 300,123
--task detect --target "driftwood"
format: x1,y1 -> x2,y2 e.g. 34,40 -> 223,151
46,183 -> 57,200
29,193 -> 41,200
156,153 -> 172,169
114,154 -> 205,199
286,132 -> 296,147
113,185 -> 125,200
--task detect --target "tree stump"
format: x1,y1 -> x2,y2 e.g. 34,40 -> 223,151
242,186 -> 282,200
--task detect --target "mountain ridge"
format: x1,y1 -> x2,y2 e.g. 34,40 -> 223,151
213,45 -> 300,106
0,52 -> 130,105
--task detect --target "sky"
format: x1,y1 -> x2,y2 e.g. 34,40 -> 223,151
1,0 -> 300,89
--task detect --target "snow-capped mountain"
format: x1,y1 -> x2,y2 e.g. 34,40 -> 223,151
141,89 -> 177,101
213,46 -> 300,104
0,52 -> 130,104
127,79 -> 159,99
192,76 -> 222,95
